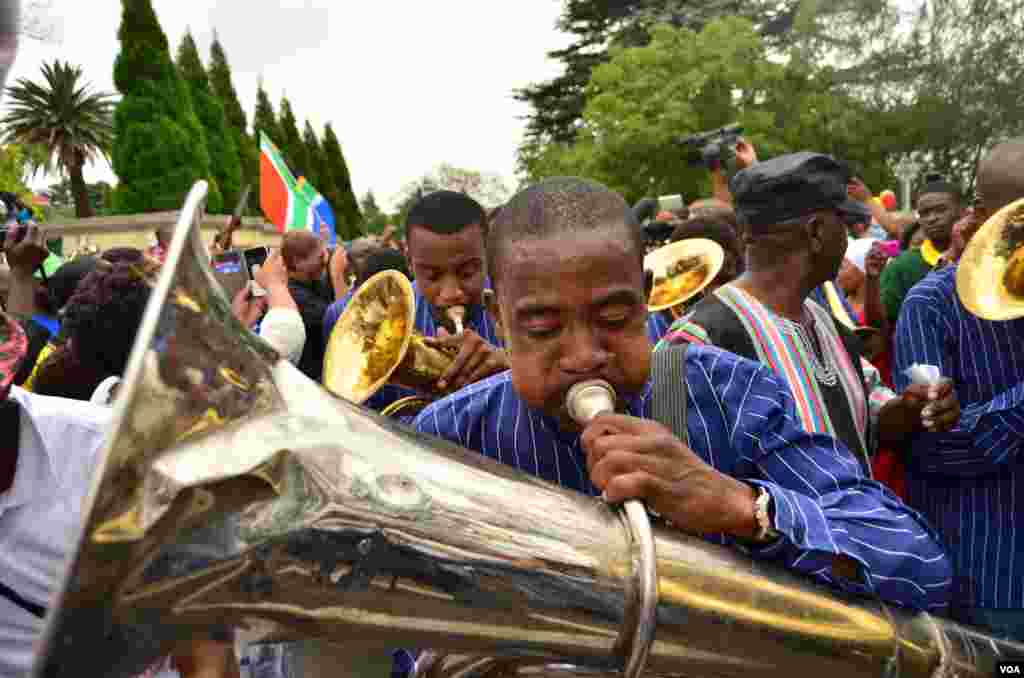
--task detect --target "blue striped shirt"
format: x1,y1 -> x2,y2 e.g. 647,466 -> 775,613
647,310 -> 672,344
391,346 -> 951,677
415,346 -> 951,608
322,281 -> 505,412
393,346 -> 951,675
893,266 -> 1024,610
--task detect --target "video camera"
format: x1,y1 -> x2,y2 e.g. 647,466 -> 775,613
675,123 -> 743,170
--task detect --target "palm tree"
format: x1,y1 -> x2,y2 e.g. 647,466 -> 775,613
2,60 -> 114,217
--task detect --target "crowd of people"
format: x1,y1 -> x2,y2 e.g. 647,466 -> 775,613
1,135 -> 1022,678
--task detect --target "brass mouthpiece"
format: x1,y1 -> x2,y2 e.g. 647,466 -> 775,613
566,379 -> 616,425
447,305 -> 466,334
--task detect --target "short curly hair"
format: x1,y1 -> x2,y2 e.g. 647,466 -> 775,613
32,261 -> 152,400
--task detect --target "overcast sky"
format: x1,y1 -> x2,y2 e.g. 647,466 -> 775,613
7,0 -> 573,210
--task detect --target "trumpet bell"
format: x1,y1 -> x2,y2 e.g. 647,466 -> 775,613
957,197 -> 1024,320
322,269 -> 455,404
644,238 -> 724,313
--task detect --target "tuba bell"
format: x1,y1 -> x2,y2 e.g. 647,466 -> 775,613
322,269 -> 457,418
32,182 -> 1024,678
956,196 -> 1024,320
644,238 -> 724,320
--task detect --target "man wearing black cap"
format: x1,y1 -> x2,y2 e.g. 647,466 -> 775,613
658,153 -> 960,474
880,180 -> 963,323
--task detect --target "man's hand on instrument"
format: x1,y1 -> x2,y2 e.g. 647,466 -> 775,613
581,413 -> 759,538
425,329 -> 509,391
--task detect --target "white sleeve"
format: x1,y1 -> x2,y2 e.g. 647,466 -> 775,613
259,308 -> 306,365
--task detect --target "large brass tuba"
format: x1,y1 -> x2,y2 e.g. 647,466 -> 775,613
644,238 -> 724,320
322,269 -> 457,417
956,196 -> 1024,320
33,182 -> 1024,678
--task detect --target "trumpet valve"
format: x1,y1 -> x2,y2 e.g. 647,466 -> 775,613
566,379 -> 616,425
447,306 -> 467,335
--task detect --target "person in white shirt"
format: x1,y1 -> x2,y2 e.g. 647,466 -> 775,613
0,313 -> 111,678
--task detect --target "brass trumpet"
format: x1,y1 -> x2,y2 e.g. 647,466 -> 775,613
322,269 -> 456,416
644,238 -> 724,320
957,196 -> 1024,320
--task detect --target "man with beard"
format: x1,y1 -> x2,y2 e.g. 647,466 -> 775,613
322,191 -> 507,413
893,139 -> 1024,642
880,180 -> 963,322
658,154 -> 960,476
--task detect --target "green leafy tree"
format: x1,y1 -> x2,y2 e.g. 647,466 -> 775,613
177,31 -> 239,211
322,122 -> 361,240
0,144 -> 41,208
515,0 -> 894,147
886,0 -> 1024,192
208,31 -> 258,201
1,60 -> 114,217
523,18 -> 899,203
278,97 -> 312,180
111,0 -> 216,213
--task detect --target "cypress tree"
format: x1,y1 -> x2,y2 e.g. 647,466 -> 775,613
112,0 -> 215,213
177,31 -> 237,211
322,122 -> 362,239
253,81 -> 282,147
208,31 -> 257,199
301,120 -> 326,190
278,97 -> 311,180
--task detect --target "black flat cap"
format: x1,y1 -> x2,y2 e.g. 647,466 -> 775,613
730,152 -> 852,228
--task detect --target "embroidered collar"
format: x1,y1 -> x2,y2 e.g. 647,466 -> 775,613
921,239 -> 942,267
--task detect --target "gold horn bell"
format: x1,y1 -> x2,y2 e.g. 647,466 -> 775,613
957,196 -> 1024,320
322,269 -> 455,417
32,181 -> 1024,678
644,238 -> 724,319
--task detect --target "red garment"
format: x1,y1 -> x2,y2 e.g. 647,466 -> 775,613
872,447 -> 907,500
855,307 -> 904,497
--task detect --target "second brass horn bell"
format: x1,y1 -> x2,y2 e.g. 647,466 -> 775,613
644,238 -> 724,319
322,269 -> 455,411
957,196 -> 1024,320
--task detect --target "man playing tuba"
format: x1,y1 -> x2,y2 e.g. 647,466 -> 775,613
399,177 -> 952,676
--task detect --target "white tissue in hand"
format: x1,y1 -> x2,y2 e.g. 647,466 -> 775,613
904,364 -> 941,386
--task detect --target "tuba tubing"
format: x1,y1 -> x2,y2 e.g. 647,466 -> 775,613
31,183 -> 1024,678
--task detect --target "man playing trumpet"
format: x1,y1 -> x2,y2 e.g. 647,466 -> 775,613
323,191 -> 507,412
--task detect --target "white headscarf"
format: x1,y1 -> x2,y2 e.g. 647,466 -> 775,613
845,238 -> 877,273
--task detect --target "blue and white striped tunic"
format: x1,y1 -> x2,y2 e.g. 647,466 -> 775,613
392,344 -> 953,677
894,266 -> 1024,611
